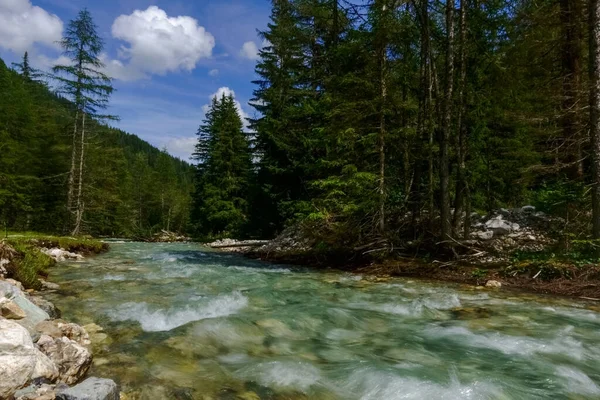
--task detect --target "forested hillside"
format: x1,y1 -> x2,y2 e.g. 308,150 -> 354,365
0,56 -> 193,237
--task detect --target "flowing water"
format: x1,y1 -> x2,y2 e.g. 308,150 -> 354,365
44,241 -> 600,399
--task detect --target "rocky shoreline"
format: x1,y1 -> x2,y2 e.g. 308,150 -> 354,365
0,243 -> 118,400
211,206 -> 600,300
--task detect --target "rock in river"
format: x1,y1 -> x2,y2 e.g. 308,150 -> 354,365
56,377 -> 119,400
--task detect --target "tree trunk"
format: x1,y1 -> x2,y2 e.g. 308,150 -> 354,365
72,112 -> 86,235
560,0 -> 584,178
452,0 -> 468,238
376,0 -> 389,233
589,0 -> 600,239
67,111 -> 79,218
440,0 -> 456,241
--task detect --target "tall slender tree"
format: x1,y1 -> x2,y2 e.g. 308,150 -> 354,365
589,0 -> 600,240
53,9 -> 115,235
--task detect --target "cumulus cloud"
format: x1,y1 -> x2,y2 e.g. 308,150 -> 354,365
99,53 -> 148,82
164,137 -> 197,161
208,69 -> 219,77
0,0 -> 63,52
240,41 -> 259,60
203,87 -> 251,129
111,6 -> 215,76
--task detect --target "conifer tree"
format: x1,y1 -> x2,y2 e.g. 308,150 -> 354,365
52,9 -> 115,235
12,52 -> 43,82
193,94 -> 253,237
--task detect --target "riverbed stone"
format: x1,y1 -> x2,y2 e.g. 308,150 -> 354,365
56,377 -> 119,400
1,297 -> 27,319
37,334 -> 92,385
40,280 -> 61,291
485,280 -> 502,288
0,318 -> 59,398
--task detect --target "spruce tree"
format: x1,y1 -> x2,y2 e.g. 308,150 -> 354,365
193,94 -> 253,237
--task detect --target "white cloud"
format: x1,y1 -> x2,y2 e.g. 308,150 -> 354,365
99,53 -> 148,82
208,69 -> 219,77
240,41 -> 259,60
164,137 -> 197,161
111,6 -> 215,76
0,0 -> 63,52
203,87 -> 251,130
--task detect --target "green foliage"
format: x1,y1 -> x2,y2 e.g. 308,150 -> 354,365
7,243 -> 54,290
193,94 -> 253,237
0,53 -> 193,237
471,268 -> 488,279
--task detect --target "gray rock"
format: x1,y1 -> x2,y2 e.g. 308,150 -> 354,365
473,231 -> 494,241
56,377 -> 119,400
485,216 -> 519,236
0,281 -> 50,334
0,297 -> 27,319
37,335 -> 92,384
29,296 -> 61,319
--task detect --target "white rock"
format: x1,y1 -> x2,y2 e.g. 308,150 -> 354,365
485,280 -> 502,288
0,297 -> 27,319
37,335 -> 92,385
0,319 -> 58,399
42,248 -> 83,262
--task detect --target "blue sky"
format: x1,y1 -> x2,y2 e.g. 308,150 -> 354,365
0,0 -> 271,161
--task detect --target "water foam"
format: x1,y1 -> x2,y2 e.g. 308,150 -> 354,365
107,291 -> 248,332
555,366 -> 600,396
425,325 -> 585,359
344,368 -> 502,400
236,361 -> 322,392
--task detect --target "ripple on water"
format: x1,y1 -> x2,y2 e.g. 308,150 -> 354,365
424,325 -> 585,360
106,291 -> 248,332
344,368 -> 503,400
236,361 -> 322,392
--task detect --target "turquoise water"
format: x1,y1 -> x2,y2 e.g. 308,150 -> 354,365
45,242 -> 600,399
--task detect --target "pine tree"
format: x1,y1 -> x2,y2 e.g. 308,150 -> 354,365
193,94 -> 253,237
52,9 -> 115,235
12,52 -> 43,82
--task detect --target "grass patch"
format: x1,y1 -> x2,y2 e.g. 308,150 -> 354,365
5,242 -> 54,290
4,231 -> 108,254
1,232 -> 108,289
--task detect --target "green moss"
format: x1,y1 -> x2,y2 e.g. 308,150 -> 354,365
5,232 -> 108,254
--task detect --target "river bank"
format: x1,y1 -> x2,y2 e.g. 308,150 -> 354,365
211,206 -> 600,300
0,235 -> 118,400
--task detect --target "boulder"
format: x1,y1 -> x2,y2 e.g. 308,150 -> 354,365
484,216 -> 519,236
521,205 -> 536,213
30,296 -> 61,319
0,319 -> 58,399
56,377 -> 119,400
0,281 -> 50,334
1,297 -> 27,319
37,335 -> 92,385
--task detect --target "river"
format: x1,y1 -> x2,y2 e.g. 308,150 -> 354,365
44,241 -> 600,399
